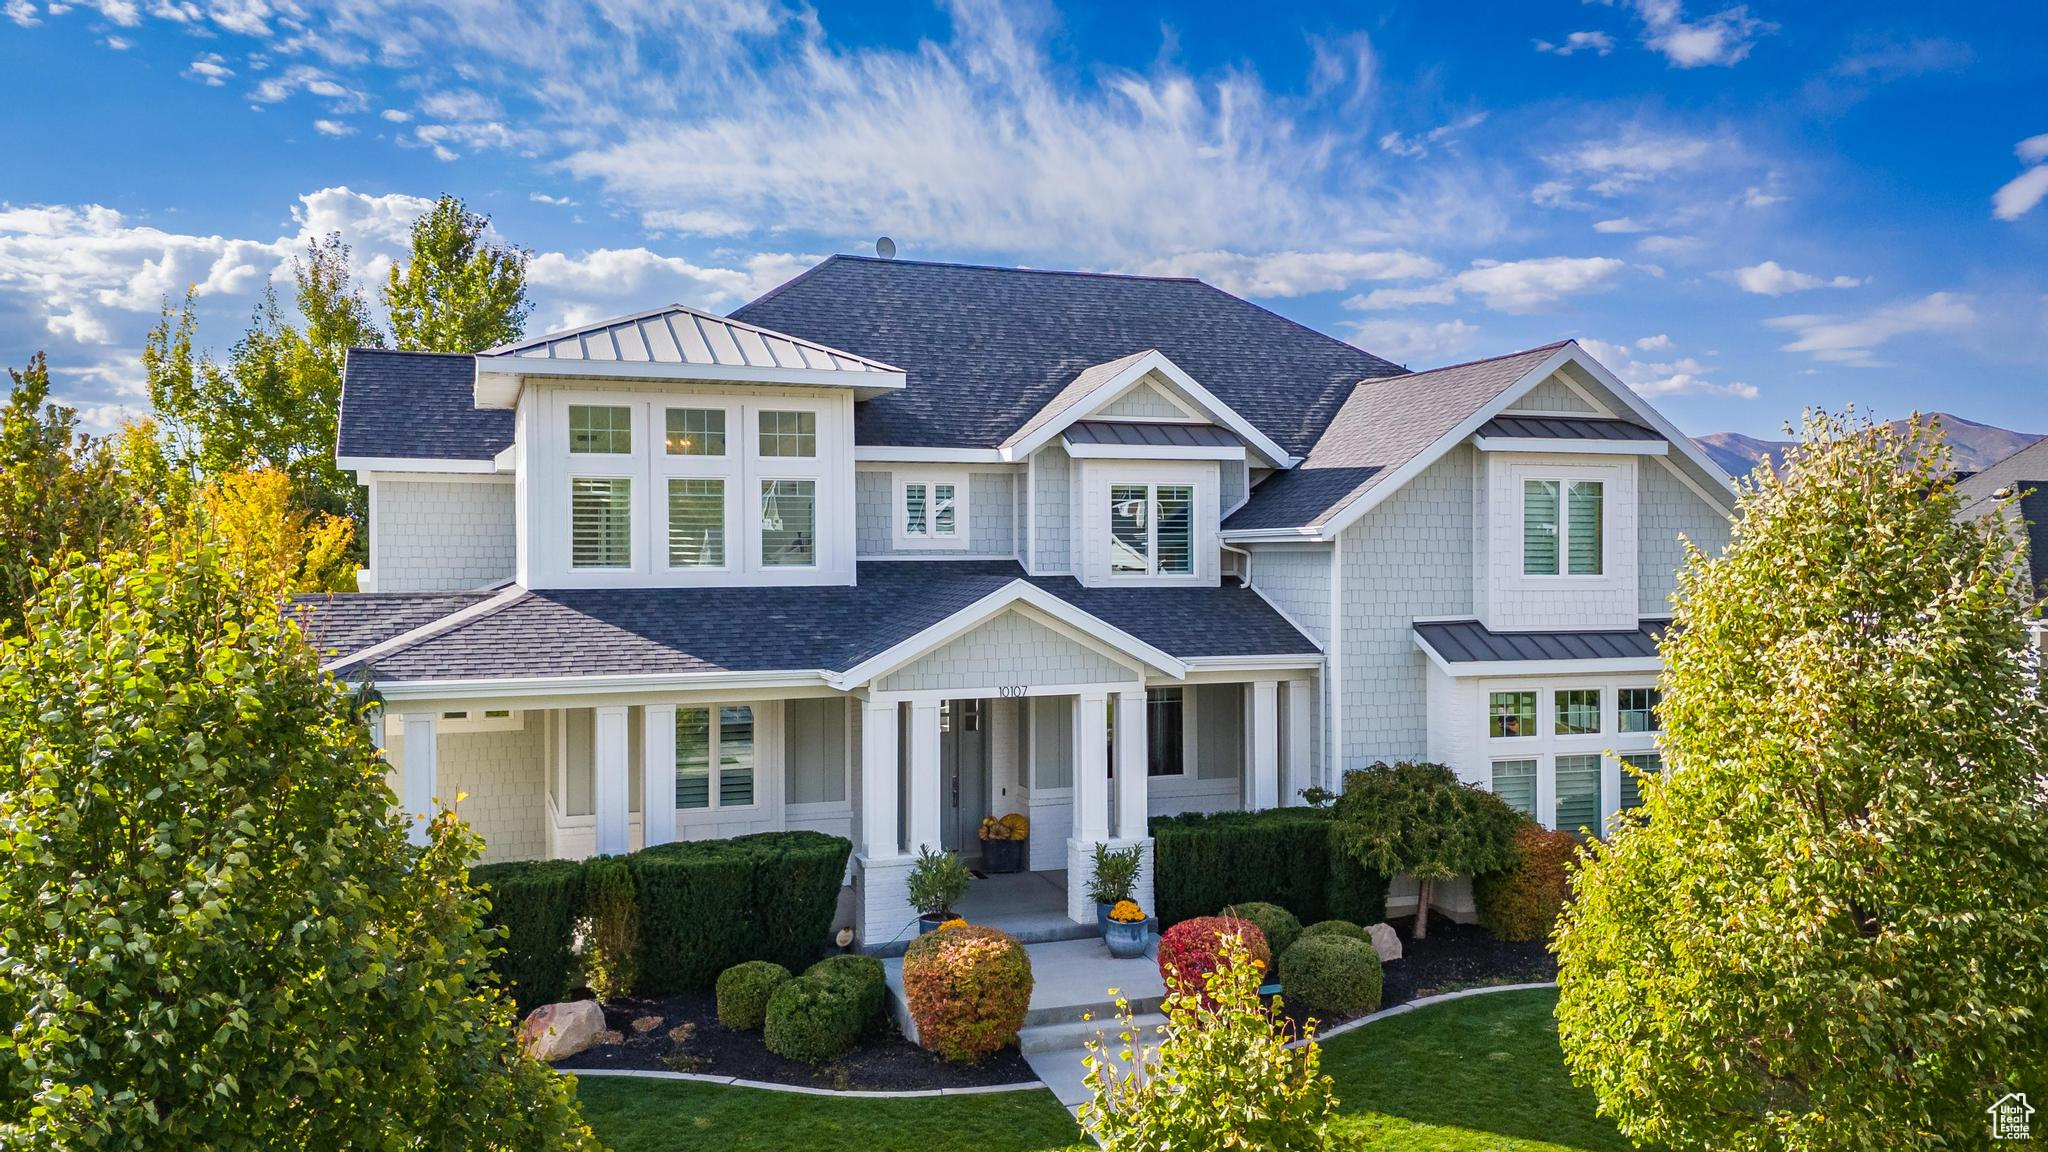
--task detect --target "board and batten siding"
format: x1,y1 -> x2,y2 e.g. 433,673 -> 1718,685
855,468 -> 1019,557
1637,458 -> 1731,616
371,476 -> 516,592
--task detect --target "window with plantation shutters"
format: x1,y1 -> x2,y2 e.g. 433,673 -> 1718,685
1567,481 -> 1603,575
1523,479 -> 1560,575
1554,754 -> 1602,834
570,477 -> 631,568
904,484 -> 928,536
1492,759 -> 1537,818
675,705 -> 755,810
1523,476 -> 1604,576
1107,481 -> 1198,577
1619,752 -> 1661,810
667,478 -> 724,567
1155,485 -> 1193,574
761,479 -> 815,566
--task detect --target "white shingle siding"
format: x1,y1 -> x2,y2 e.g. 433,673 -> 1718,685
1221,459 -> 1248,513
1505,377 -> 1599,414
1481,452 -> 1639,632
971,472 -> 1016,554
435,715 -> 547,863
1098,381 -> 1188,419
372,478 -> 515,592
876,612 -> 1137,693
1637,458 -> 1730,615
1032,445 -> 1072,572
1248,545 -> 1331,644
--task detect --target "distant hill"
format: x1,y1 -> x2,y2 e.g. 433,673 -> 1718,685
1693,413 -> 2042,477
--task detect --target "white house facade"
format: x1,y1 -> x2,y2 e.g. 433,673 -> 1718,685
296,256 -> 1736,949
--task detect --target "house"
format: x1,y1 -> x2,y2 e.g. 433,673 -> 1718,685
295,255 -> 1737,948
1954,437 -> 2048,657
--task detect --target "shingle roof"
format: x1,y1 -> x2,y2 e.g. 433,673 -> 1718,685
730,257 -> 1405,456
1225,342 -> 1570,533
288,590 -> 498,658
316,562 -> 1316,683
1477,415 -> 1662,442
481,303 -> 901,374
336,348 -> 510,462
1955,438 -> 2048,591
1064,421 -> 1241,450
1414,617 -> 1669,664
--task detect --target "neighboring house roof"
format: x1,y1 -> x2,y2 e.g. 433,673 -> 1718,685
1063,421 -> 1242,450
1225,342 -> 1570,533
1474,415 -> 1662,442
336,349 -> 511,463
730,256 -> 1405,456
1413,618 -> 1669,665
289,590 -> 498,657
304,562 -> 1318,685
479,302 -> 903,374
1955,437 -> 2048,591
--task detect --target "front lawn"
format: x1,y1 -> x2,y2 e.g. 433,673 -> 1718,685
572,988 -> 1628,1152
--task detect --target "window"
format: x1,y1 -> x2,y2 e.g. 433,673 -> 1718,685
1108,482 -> 1197,577
665,408 -> 726,456
667,478 -> 725,567
1619,752 -> 1661,810
1554,689 -> 1601,736
1493,759 -> 1537,818
570,477 -> 631,568
569,405 -> 632,454
676,705 -> 755,810
1522,478 -> 1604,576
759,410 -> 816,457
1146,688 -> 1185,777
1488,691 -> 1538,738
761,479 -> 816,566
901,479 -> 962,540
1554,753 -> 1602,834
1618,687 -> 1662,733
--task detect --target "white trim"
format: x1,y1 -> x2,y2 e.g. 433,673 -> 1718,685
1180,654 -> 1324,672
339,454 -> 499,474
1560,353 -> 1738,510
891,469 -> 970,550
1326,529 -> 1343,788
373,669 -> 835,702
1471,436 -> 1667,456
854,445 -> 1005,463
474,356 -> 905,408
321,585 -> 529,673
1000,350 -> 1298,469
1411,632 -> 1660,679
1063,440 -> 1246,461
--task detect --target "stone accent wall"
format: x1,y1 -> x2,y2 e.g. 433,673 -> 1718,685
372,478 -> 515,592
437,713 -> 547,864
1638,459 -> 1731,615
1504,376 -> 1597,414
877,612 -> 1135,694
1032,445 -> 1072,572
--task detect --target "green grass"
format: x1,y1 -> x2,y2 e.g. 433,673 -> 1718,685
572,988 -> 1629,1152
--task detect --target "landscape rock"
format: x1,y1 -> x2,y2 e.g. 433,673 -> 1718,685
1366,922 -> 1404,964
594,1029 -> 624,1046
519,1000 -> 607,1062
631,1014 -> 664,1034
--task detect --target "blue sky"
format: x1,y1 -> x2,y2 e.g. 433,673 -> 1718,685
2,0 -> 2043,439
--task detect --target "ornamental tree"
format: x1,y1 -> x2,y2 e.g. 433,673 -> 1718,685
1331,761 -> 1523,938
0,537 -> 597,1150
1553,412 -> 2048,1151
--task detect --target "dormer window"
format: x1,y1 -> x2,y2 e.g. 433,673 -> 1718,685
1109,482 -> 1195,576
1523,478 -> 1603,576
896,472 -> 967,546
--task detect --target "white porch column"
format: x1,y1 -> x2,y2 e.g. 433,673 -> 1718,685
1113,687 -> 1148,840
906,700 -> 943,855
1250,680 -> 1281,810
1067,689 -> 1112,924
641,704 -> 677,848
398,712 -> 437,846
1284,679 -> 1312,806
860,699 -> 901,858
593,705 -> 631,856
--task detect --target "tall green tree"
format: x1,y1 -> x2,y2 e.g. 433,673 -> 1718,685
385,195 -> 532,352
0,353 -> 137,633
1553,412 -> 2048,1151
0,534 -> 598,1150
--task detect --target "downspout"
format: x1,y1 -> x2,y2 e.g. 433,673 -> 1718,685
1221,541 -> 1253,587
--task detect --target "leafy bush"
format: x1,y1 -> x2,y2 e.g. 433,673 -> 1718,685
471,858 -> 586,1014
715,961 -> 792,1031
901,925 -> 1034,1063
905,845 -> 970,917
1222,901 -> 1302,958
1157,916 -> 1270,997
1474,824 -> 1578,942
1082,932 -> 1335,1151
1299,920 -> 1370,947
1149,809 -> 1387,926
631,831 -> 850,993
762,973 -> 866,1064
1279,935 -> 1382,1019
579,854 -> 640,1000
0,538 -> 596,1148
1085,842 -> 1142,905
1331,761 -> 1523,939
804,954 -> 887,1034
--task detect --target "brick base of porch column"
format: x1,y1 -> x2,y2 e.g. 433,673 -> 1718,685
854,854 -> 918,952
1065,836 -> 1156,925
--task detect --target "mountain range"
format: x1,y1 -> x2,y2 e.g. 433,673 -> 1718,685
1692,413 -> 2041,477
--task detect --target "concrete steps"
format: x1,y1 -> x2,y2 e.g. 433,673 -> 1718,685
1017,1012 -> 1167,1055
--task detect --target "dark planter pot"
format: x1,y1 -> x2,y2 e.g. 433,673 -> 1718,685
917,912 -> 952,935
982,836 -> 1026,874
1104,916 -> 1151,959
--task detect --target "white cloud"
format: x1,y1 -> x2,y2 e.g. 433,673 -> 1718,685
1579,336 -> 1757,398
526,248 -> 810,329
250,65 -> 365,112
1343,283 -> 1459,310
1732,260 -> 1862,295
312,118 -> 353,137
1766,292 -> 1976,366
1602,0 -> 1771,68
1548,129 -> 1719,197
1135,249 -> 1442,298
184,52 -> 232,86
1742,185 -> 1784,208
1534,31 -> 1614,57
379,108 -> 411,123
1992,143 -> 2048,221
1346,318 -> 1480,363
1593,217 -> 1648,233
1453,256 -> 1626,313
2020,134 -> 2048,164
103,33 -> 130,48
1636,333 -> 1672,350
1377,112 -> 1488,160
529,192 -> 577,207
5,1 -> 40,27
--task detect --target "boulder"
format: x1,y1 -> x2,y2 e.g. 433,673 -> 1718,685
519,1000 -> 607,1062
1366,922 -> 1404,964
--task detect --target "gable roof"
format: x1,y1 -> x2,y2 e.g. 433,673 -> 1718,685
336,349 -> 512,465
1955,437 -> 2048,591
730,256 -> 1405,456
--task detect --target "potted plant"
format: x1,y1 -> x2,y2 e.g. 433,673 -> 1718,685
1086,843 -> 1142,931
977,813 -> 1029,874
906,846 -> 971,934
1103,899 -> 1151,958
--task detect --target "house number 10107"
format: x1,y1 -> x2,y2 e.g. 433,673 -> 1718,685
996,685 -> 1031,698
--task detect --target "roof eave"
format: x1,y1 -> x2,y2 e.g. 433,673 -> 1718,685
472,358 -> 909,409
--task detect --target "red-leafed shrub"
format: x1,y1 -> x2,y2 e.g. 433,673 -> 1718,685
1156,916 -> 1270,996
1474,823 -> 1580,942
901,925 -> 1033,1063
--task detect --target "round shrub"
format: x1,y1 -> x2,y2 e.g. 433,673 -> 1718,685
1221,901 -> 1302,957
804,954 -> 887,1033
1157,916 -> 1270,997
1299,919 -> 1371,947
762,974 -> 865,1063
1279,935 -> 1382,1018
1475,824 -> 1580,942
901,925 -> 1033,1063
715,960 -> 792,1031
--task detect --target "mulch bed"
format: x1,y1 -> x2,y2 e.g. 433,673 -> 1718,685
550,989 -> 1038,1092
1278,910 -> 1556,1035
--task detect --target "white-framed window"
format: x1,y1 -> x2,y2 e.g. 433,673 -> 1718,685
1108,482 -> 1195,577
895,472 -> 967,546
760,479 -> 816,567
666,478 -> 726,567
676,705 -> 756,810
568,404 -> 633,455
1618,751 -> 1662,810
758,410 -> 817,458
1492,758 -> 1538,818
665,407 -> 727,457
1481,676 -> 1657,835
1522,477 -> 1604,576
1618,687 -> 1662,733
570,476 -> 632,568
1487,690 -> 1539,739
1146,687 -> 1185,777
1554,753 -> 1603,834
1554,688 -> 1602,736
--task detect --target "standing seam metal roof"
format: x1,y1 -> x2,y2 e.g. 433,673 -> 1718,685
1476,415 -> 1663,442
481,303 -> 902,374
1064,421 -> 1242,449
1413,617 -> 1669,664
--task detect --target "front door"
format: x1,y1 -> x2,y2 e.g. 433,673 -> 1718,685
939,699 -> 989,862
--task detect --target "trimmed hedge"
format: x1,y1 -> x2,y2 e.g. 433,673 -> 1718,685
1299,919 -> 1371,947
1474,823 -> 1579,942
1279,935 -> 1382,1018
469,858 -> 586,1014
805,954 -> 887,1034
631,831 -> 851,994
763,973 -> 866,1063
716,961 -> 792,1031
902,926 -> 1034,1063
1150,809 -> 1388,927
1221,901 -> 1302,958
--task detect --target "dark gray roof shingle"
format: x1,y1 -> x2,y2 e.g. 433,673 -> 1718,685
1477,415 -> 1662,442
1413,617 -> 1669,664
1955,438 -> 2048,592
336,348 -> 510,462
288,591 -> 497,658
730,256 -> 1405,457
